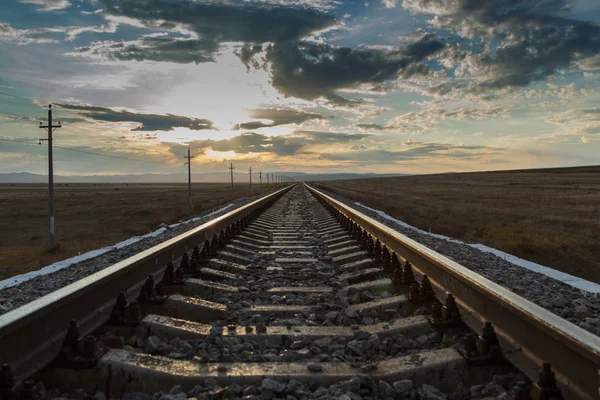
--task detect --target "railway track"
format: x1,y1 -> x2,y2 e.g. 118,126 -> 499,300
0,184 -> 599,399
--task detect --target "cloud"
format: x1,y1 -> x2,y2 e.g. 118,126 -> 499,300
245,0 -> 341,11
402,0 -> 600,96
545,107 -> 600,136
355,106 -> 511,132
72,36 -> 219,64
319,141 -> 501,162
99,0 -> 338,43
70,1 -> 339,64
382,0 -> 398,8
0,22 -> 118,45
233,108 -> 327,130
245,34 -> 444,105
389,106 -> 512,128
56,103 -> 215,131
0,23 -> 59,45
485,158 -> 510,165
18,0 -> 70,11
168,130 -> 370,157
355,123 -> 391,131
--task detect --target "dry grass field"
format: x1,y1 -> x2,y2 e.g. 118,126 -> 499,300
0,182 -> 283,280
314,165 -> 600,283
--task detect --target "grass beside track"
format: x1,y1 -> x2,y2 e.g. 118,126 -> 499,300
313,165 -> 600,284
0,182 -> 285,280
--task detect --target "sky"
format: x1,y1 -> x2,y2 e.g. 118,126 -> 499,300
1,0 -> 600,176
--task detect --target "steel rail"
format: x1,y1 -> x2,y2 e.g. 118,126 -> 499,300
0,185 -> 295,383
305,183 -> 600,400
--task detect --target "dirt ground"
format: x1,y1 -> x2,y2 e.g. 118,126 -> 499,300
313,165 -> 600,284
0,182 -> 283,280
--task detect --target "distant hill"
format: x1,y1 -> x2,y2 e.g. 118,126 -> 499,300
0,172 -> 407,183
284,172 -> 406,181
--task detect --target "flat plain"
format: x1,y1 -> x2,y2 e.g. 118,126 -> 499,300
314,165 -> 600,283
0,182 -> 281,280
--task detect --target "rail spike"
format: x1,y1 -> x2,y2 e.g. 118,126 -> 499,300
382,245 -> 391,272
391,253 -> 402,281
367,236 -> 375,256
420,275 -> 434,301
179,252 -> 190,271
219,231 -> 227,248
428,293 -> 463,328
534,362 -> 563,400
56,320 -> 105,368
373,239 -> 382,264
458,321 -> 505,366
402,261 -> 416,285
140,274 -> 167,304
210,234 -> 219,256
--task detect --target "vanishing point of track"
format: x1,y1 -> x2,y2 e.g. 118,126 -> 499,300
0,184 -> 598,399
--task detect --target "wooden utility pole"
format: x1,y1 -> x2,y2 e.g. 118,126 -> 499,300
184,147 -> 194,207
267,172 -> 269,185
259,170 -> 262,189
249,167 -> 252,193
229,162 -> 234,190
39,104 -> 61,252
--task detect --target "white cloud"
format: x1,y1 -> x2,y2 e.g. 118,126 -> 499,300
18,0 -> 70,11
0,22 -> 118,45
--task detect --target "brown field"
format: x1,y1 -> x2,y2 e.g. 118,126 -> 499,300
314,165 -> 600,283
0,182 -> 283,280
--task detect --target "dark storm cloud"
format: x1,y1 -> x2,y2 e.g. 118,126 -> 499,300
57,104 -> 215,131
233,109 -> 327,130
237,44 -> 266,71
168,130 -> 370,157
253,34 -> 444,105
76,37 -> 220,64
80,0 -> 337,64
403,0 -> 600,95
99,0 -> 337,43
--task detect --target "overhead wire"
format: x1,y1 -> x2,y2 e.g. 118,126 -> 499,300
0,107 -> 173,166
0,137 -> 171,165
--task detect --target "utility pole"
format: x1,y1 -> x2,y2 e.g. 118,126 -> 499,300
259,170 -> 262,189
229,162 -> 234,190
39,104 -> 61,253
267,172 -> 269,185
249,167 -> 252,193
184,147 -> 194,208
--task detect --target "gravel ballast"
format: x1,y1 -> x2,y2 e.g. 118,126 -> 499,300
318,189 -> 600,337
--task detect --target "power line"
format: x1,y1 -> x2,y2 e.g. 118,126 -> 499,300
0,137 -> 169,165
0,90 -> 35,103
0,110 -> 33,119
0,92 -> 100,122
0,108 -> 174,166
53,145 -> 169,165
